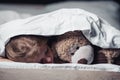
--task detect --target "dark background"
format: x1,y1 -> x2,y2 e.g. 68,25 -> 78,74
0,0 -> 119,4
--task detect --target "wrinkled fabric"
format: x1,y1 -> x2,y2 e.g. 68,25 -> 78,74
0,8 -> 120,56
0,62 -> 120,72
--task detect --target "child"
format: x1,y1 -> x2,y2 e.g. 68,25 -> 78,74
5,35 -> 54,63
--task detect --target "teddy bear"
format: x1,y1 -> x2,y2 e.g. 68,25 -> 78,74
52,30 -> 94,64
53,30 -> 120,64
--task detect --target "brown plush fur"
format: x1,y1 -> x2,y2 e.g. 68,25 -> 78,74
98,49 -> 120,64
53,31 -> 90,62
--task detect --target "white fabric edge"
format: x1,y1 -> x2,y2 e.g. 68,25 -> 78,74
0,62 -> 120,72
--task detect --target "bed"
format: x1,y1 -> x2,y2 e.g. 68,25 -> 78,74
0,0 -> 120,80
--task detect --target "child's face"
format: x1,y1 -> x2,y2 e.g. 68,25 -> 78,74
6,36 -> 54,63
38,46 -> 54,63
14,45 -> 54,63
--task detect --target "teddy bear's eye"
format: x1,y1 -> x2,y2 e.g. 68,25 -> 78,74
76,46 -> 79,50
71,53 -> 74,55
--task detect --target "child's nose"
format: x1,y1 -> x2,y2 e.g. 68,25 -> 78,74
46,57 -> 53,63
40,57 -> 53,63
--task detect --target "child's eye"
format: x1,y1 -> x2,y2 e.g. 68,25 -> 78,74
44,49 -> 48,55
18,52 -> 26,57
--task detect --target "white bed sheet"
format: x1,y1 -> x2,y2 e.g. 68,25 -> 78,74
0,62 -> 120,72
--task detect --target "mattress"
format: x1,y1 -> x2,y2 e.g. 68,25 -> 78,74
0,68 -> 120,80
0,1 -> 120,80
0,62 -> 120,80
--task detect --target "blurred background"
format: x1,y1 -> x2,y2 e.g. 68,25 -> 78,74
0,0 -> 119,4
0,0 -> 119,29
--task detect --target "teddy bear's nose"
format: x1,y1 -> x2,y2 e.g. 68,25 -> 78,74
78,58 -> 88,64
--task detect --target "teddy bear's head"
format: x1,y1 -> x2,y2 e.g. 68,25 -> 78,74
53,31 -> 90,62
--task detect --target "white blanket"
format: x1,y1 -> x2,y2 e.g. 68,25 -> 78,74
0,8 -> 120,56
0,62 -> 120,72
